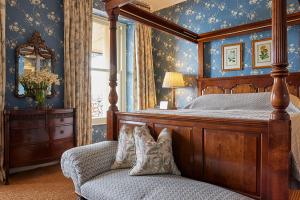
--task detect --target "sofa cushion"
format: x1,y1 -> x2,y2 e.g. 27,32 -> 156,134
111,125 -> 136,169
80,169 -> 253,200
130,126 -> 180,176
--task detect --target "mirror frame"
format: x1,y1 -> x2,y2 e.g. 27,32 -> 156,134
15,31 -> 56,98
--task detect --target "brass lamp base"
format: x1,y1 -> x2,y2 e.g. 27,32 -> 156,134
170,88 -> 177,110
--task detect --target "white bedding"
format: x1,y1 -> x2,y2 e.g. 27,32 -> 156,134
137,93 -> 300,181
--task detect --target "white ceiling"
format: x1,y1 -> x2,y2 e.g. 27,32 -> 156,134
142,0 -> 187,11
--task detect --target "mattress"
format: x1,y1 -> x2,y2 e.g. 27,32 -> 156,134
137,92 -> 300,181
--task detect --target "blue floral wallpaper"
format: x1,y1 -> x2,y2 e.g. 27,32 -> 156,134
153,0 -> 300,108
6,0 -> 64,109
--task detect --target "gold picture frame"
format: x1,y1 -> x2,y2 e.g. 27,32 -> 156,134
252,38 -> 272,69
222,43 -> 243,71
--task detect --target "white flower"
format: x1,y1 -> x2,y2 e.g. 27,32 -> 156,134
8,0 -> 17,6
44,27 -> 54,36
231,10 -> 238,17
208,17 -> 217,24
30,0 -> 41,5
266,1 -> 272,9
249,0 -> 258,5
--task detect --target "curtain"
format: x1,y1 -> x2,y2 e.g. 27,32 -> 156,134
133,3 -> 157,110
64,0 -> 92,146
0,0 -> 5,182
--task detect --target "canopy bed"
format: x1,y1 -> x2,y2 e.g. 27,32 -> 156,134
104,0 -> 300,199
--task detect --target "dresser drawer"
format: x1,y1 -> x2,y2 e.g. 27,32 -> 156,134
48,117 -> 73,127
10,129 -> 49,146
10,120 -> 46,129
51,125 -> 73,140
51,139 -> 74,158
9,143 -> 51,168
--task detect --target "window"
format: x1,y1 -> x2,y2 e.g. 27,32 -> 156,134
91,16 -> 127,125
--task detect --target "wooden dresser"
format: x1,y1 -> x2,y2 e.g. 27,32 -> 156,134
4,109 -> 76,184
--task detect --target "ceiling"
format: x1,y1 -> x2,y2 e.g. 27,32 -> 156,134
142,0 -> 187,11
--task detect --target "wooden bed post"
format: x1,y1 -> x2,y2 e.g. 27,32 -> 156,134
106,8 -> 119,140
198,42 -> 204,96
268,0 -> 291,199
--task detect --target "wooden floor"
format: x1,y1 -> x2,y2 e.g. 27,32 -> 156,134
0,164 -> 299,200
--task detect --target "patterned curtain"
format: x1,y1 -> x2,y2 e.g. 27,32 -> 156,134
133,2 -> 157,110
64,0 -> 92,146
0,0 -> 5,182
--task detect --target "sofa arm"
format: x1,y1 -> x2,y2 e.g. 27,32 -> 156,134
61,141 -> 118,194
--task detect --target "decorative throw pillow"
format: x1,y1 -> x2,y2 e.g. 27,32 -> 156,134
111,125 -> 136,169
129,126 -> 181,176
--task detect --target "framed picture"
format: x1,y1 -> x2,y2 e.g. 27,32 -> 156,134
159,101 -> 169,110
252,38 -> 272,69
222,43 -> 243,71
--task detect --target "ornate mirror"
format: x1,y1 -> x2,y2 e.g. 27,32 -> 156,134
15,32 -> 55,97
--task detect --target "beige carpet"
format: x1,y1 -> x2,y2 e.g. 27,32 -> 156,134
0,164 -> 300,200
0,165 -> 76,200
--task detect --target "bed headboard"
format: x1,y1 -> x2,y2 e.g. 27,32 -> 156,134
198,72 -> 300,98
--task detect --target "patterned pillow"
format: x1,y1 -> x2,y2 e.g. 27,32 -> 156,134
129,126 -> 181,176
111,125 -> 136,169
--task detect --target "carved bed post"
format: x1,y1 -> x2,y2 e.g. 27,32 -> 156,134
268,0 -> 291,199
107,8 -> 119,140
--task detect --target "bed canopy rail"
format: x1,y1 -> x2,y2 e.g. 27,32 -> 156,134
198,12 -> 300,42
119,4 -> 199,43
105,0 -> 199,43
104,0 -> 292,199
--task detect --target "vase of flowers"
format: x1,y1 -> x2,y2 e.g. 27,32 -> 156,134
19,69 -> 60,108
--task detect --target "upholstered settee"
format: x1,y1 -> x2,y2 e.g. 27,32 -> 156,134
61,141 -> 252,200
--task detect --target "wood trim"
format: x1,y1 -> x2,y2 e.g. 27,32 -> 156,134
252,38 -> 272,69
198,72 -> 300,97
221,43 -> 243,72
119,4 -> 199,43
268,0 -> 290,199
198,12 -> 300,42
198,42 -> 204,79
105,0 -> 134,10
107,8 -> 120,140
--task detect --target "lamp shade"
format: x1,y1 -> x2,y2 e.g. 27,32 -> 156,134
162,72 -> 185,88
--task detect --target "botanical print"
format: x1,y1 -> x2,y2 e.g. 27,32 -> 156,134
226,49 -> 237,65
153,0 -> 300,108
252,38 -> 272,68
222,43 -> 242,71
258,45 -> 270,61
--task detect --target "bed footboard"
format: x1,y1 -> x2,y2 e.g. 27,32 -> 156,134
113,112 -> 290,200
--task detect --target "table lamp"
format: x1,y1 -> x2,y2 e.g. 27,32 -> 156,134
162,72 -> 185,109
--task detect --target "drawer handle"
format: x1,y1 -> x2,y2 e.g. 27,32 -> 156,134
60,130 -> 64,134
60,118 -> 64,122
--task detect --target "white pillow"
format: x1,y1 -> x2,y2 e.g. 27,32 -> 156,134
129,126 -> 181,176
290,94 -> 300,111
111,125 -> 136,169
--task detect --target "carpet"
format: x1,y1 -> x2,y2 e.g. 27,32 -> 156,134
0,165 -> 76,200
0,164 -> 300,200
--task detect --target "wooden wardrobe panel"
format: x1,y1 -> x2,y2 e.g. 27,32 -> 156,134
154,124 -> 194,178
203,129 -> 260,196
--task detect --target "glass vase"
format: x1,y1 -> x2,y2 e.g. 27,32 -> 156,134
35,89 -> 47,109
